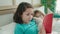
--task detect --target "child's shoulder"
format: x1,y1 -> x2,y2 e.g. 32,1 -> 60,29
15,23 -> 23,28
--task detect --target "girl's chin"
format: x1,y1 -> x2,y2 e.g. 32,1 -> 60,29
25,21 -> 30,23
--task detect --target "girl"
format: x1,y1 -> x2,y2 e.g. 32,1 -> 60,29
13,2 -> 46,34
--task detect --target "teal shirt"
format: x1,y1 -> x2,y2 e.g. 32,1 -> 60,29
14,20 -> 39,34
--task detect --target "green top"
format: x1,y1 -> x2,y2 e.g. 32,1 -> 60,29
14,20 -> 39,34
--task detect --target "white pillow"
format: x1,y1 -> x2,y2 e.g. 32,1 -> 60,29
0,13 -> 14,27
0,22 -> 16,34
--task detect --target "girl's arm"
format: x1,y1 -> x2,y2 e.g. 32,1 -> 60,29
38,25 -> 46,34
33,17 -> 46,34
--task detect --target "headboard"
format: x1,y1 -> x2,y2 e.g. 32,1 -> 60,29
0,8 -> 16,27
0,8 -> 16,15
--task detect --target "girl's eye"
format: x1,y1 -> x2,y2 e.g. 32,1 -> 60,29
26,14 -> 29,16
31,14 -> 34,16
26,14 -> 34,16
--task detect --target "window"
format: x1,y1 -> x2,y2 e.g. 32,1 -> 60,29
55,0 -> 60,14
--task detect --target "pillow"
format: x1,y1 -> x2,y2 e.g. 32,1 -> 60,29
0,13 -> 14,27
0,22 -> 16,34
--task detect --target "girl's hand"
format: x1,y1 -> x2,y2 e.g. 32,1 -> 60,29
38,25 -> 46,34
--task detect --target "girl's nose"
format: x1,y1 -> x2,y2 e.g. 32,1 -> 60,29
29,15 -> 33,20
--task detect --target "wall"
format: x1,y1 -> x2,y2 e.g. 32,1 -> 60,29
0,0 -> 41,10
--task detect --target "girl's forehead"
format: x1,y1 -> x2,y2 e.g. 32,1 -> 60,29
25,8 -> 34,13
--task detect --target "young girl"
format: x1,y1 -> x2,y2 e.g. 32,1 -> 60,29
13,2 -> 46,34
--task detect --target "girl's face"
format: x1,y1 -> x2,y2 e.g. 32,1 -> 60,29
21,8 -> 34,23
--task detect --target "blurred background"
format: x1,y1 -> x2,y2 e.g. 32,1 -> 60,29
0,0 -> 60,34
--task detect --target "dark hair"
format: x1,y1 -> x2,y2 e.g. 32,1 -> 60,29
13,2 -> 33,24
34,10 -> 44,17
